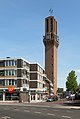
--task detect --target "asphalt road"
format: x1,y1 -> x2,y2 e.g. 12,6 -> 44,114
0,105 -> 80,119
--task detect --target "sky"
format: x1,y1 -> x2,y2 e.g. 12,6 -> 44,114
0,0 -> 80,90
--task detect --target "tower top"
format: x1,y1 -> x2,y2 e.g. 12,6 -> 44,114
43,14 -> 59,47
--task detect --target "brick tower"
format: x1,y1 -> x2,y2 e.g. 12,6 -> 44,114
43,16 -> 59,95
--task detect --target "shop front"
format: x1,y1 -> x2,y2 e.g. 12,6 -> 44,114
30,90 -> 44,102
0,88 -> 20,102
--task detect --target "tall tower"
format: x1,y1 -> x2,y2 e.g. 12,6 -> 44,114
43,16 -> 59,95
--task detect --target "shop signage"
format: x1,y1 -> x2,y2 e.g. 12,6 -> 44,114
8,86 -> 14,94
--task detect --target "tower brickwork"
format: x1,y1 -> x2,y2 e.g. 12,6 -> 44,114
43,16 -> 59,95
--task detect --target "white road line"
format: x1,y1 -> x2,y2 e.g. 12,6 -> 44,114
62,115 -> 71,118
53,109 -> 59,111
66,111 -> 73,113
24,110 -> 30,112
14,109 -> 19,111
47,113 -> 55,116
42,109 -> 47,110
4,108 -> 10,110
1,116 -> 11,119
26,105 -> 51,108
34,112 -> 41,114
31,108 -> 36,110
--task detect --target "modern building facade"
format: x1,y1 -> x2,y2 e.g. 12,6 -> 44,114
43,16 -> 59,95
0,57 -> 51,102
30,63 -> 52,102
0,57 -> 30,102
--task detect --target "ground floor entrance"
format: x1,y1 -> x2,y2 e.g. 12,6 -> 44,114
0,89 -> 29,102
30,90 -> 48,102
0,89 -> 19,101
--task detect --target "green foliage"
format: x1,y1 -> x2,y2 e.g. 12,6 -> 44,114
66,70 -> 78,92
57,88 -> 63,93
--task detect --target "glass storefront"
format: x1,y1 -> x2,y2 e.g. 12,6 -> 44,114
0,89 -> 19,101
5,92 -> 19,100
0,92 -> 3,100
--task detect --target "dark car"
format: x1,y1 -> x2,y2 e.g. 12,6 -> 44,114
46,96 -> 58,102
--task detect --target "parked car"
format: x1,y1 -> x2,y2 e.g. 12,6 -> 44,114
75,93 -> 80,100
46,96 -> 58,102
66,94 -> 75,100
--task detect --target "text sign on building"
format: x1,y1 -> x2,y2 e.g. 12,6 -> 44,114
8,86 -> 14,94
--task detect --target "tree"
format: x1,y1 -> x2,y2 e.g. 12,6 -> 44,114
66,70 -> 78,93
57,88 -> 63,93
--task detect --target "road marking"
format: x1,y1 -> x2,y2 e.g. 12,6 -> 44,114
66,111 -> 73,113
1,116 -> 11,119
4,108 -> 10,110
24,110 -> 30,112
31,108 -> 36,110
34,112 -> 41,114
62,115 -> 71,118
47,113 -> 55,116
14,108 -> 19,111
42,109 -> 47,110
53,109 -> 59,111
26,104 -> 51,108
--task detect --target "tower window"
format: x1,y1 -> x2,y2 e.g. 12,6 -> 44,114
50,18 -> 53,32
46,19 -> 49,32
51,33 -> 53,38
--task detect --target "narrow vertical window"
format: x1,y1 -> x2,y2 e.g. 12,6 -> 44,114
9,60 -> 11,66
46,19 -> 49,32
12,79 -> 14,85
6,61 -> 9,66
51,33 -> 53,38
12,60 -> 14,66
9,79 -> 12,85
56,21 -> 57,34
50,18 -> 53,32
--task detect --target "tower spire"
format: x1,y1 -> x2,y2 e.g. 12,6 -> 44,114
49,8 -> 53,16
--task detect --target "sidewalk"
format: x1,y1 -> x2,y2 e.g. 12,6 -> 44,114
28,100 -> 80,109
0,100 -> 80,110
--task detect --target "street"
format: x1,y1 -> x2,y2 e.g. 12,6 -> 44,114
0,103 -> 80,119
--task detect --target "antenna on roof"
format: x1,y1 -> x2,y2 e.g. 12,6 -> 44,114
49,8 -> 53,16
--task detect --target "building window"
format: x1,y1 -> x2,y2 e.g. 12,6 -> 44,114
0,80 -> 4,85
0,70 -> 4,76
6,61 -> 8,66
6,70 -> 8,76
5,60 -> 17,66
0,61 -> 4,67
5,70 -> 16,76
23,80 -> 26,84
51,33 -> 53,39
12,79 -> 14,85
9,60 -> 12,66
11,60 -> 14,66
6,80 -> 9,86
50,18 -> 53,32
15,80 -> 17,85
5,79 -> 17,86
9,70 -> 12,76
31,95 -> 35,100
46,19 -> 49,32
14,61 -> 17,66
9,80 -> 11,85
